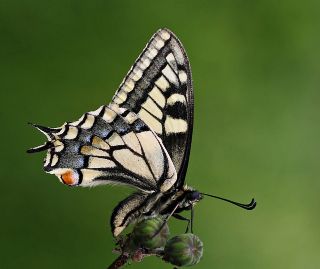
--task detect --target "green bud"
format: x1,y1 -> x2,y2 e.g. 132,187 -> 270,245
163,233 -> 203,267
131,217 -> 170,249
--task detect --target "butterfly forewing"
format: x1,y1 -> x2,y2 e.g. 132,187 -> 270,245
112,29 -> 193,188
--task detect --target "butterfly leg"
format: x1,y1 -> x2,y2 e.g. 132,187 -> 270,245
173,214 -> 191,233
173,207 -> 194,233
191,206 -> 194,233
152,203 -> 180,238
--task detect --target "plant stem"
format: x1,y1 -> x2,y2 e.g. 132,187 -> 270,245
107,254 -> 129,269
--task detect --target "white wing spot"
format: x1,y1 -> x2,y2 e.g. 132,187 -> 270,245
138,109 -> 162,134
142,98 -> 163,119
113,149 -> 154,180
122,132 -> 142,155
178,70 -> 188,84
88,157 -> 116,169
137,131 -> 164,180
124,112 -> 138,124
102,107 -> 117,123
122,79 -> 135,93
153,36 -> 165,49
130,67 -> 143,81
140,57 -> 151,69
51,154 -> 59,166
165,116 -> 188,134
162,65 -> 179,86
146,47 -> 158,59
167,94 -> 186,106
166,53 -> 178,73
81,114 -> 95,129
44,152 -> 51,166
64,126 -> 78,139
149,86 -> 166,108
107,132 -> 124,146
117,90 -> 128,102
155,76 -> 170,92
160,30 -> 171,40
53,140 -> 64,152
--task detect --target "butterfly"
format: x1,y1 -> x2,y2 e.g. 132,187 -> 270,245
28,29 -> 256,237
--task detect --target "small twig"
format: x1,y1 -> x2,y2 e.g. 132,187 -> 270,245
107,248 -> 165,269
107,254 -> 129,269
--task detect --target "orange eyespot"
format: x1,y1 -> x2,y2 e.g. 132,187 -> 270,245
61,171 -> 76,186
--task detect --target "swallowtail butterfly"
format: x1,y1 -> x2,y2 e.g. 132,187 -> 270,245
28,29 -> 256,237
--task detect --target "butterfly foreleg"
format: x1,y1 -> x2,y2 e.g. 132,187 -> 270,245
173,213 -> 191,233
151,203 -> 180,238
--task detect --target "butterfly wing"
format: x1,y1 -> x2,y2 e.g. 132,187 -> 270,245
112,29 -> 194,188
39,103 -> 177,193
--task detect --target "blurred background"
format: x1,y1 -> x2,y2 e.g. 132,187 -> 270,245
1,1 -> 320,268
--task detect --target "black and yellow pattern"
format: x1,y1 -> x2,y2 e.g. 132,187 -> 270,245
28,29 -> 199,237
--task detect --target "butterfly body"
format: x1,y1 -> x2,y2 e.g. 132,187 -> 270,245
111,185 -> 202,236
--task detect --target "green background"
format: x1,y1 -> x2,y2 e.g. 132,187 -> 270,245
1,1 -> 319,268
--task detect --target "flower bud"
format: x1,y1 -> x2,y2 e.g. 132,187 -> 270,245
163,233 -> 203,267
131,217 -> 170,249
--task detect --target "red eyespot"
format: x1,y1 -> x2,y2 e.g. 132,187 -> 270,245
61,171 -> 76,185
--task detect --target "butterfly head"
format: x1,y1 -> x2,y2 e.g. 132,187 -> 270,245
186,190 -> 202,204
182,186 -> 203,207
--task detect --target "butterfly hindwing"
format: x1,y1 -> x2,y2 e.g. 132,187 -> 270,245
112,29 -> 194,188
110,191 -> 163,236
43,104 -> 177,192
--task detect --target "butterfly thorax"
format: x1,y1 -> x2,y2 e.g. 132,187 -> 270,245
156,185 -> 202,216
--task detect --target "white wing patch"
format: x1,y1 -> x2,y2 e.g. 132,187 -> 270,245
137,131 -> 164,180
155,76 -> 170,92
149,86 -> 166,108
122,132 -> 142,155
167,94 -> 186,106
113,149 -> 154,180
165,116 -> 188,134
162,65 -> 179,87
138,109 -> 163,134
178,70 -> 188,84
88,157 -> 116,169
102,107 -> 117,123
142,98 -> 163,119
166,53 -> 178,73
107,133 -> 124,146
64,126 -> 78,139
51,154 -> 59,166
53,140 -> 64,152
81,169 -> 105,185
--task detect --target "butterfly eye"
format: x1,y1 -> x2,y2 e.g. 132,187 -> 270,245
188,191 -> 202,201
60,170 -> 79,186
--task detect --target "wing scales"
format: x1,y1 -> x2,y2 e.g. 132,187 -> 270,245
43,104 -> 177,192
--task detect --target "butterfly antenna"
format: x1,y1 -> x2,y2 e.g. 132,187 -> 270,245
200,193 -> 256,210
